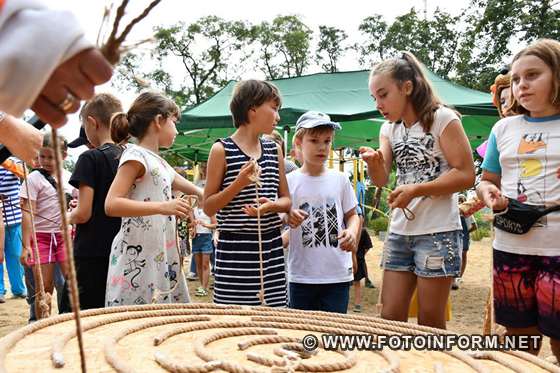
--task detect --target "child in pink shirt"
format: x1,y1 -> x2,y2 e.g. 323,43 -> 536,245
20,134 -> 74,317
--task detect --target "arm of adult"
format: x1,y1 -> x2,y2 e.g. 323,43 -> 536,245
0,1 -> 111,124
0,115 -> 42,165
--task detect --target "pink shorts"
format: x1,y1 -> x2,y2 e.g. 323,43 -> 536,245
27,232 -> 66,265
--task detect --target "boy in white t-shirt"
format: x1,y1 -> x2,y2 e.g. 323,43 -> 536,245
285,111 -> 360,313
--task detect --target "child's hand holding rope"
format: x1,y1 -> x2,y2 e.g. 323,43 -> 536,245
243,197 -> 273,216
235,160 -> 259,189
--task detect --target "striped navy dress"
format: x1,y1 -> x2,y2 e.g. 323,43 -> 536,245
214,137 -> 287,307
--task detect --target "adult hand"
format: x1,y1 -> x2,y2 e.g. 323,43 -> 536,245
31,49 -> 112,127
0,115 -> 42,164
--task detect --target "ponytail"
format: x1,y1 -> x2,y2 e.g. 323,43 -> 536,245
110,112 -> 130,145
371,51 -> 442,132
109,91 -> 181,146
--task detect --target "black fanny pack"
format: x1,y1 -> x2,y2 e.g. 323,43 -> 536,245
493,198 -> 560,235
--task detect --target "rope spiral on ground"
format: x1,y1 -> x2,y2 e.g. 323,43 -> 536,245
0,303 -> 558,373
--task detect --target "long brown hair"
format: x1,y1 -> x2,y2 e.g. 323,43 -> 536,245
508,38 -> 560,116
370,51 -> 442,132
110,91 -> 180,145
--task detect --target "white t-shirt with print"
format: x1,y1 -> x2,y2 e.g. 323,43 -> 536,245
481,114 -> 560,256
380,106 -> 462,235
287,169 -> 358,284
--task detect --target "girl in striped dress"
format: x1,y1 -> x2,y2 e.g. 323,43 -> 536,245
204,80 -> 291,307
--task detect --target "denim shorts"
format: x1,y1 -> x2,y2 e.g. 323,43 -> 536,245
382,231 -> 462,278
192,233 -> 214,254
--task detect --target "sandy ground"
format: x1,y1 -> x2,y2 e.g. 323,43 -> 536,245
0,233 -> 554,360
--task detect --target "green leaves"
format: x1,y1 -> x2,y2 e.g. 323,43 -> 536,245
113,3 -> 559,107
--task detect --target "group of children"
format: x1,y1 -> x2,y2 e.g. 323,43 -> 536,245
2,37 -> 558,362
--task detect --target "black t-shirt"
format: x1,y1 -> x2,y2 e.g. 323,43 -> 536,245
70,143 -> 121,258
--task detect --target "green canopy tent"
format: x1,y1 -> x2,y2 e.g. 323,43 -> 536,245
167,69 -> 499,161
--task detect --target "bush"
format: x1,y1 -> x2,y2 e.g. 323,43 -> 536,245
368,216 -> 389,234
471,227 -> 491,241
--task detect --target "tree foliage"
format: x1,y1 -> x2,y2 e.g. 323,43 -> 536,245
114,1 -> 560,105
316,25 -> 348,73
255,15 -> 313,79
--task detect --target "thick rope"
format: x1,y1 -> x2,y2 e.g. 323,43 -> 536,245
151,194 -> 197,303
250,159 -> 266,305
1,303 -> 555,373
21,165 -> 51,319
50,130 -> 87,372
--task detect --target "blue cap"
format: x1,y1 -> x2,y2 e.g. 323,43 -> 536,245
295,111 -> 341,131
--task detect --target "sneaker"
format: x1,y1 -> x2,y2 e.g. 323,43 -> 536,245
451,278 -> 461,290
353,304 -> 362,313
12,293 -> 27,299
187,272 -> 198,281
0,295 -> 5,303
365,278 -> 376,289
195,287 -> 208,297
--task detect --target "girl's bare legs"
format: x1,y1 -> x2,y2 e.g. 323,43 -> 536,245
417,276 -> 453,329
380,270 -> 417,322
201,254 -> 210,290
195,253 -> 211,291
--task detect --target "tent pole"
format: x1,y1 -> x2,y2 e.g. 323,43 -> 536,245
283,126 -> 289,159
353,159 -> 358,193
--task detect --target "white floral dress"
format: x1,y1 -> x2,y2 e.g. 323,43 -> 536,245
105,144 -> 190,306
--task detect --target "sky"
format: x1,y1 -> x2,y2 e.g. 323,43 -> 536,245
49,0 -> 469,158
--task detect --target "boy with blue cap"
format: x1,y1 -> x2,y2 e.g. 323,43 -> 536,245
285,111 -> 361,313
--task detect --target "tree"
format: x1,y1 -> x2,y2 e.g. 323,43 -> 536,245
315,25 -> 348,73
255,15 -> 313,79
453,0 -> 560,91
114,16 -> 252,108
357,14 -> 388,66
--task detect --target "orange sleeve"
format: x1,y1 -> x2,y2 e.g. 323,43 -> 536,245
1,159 -> 25,179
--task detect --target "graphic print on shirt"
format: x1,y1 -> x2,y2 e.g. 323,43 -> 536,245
393,133 -> 441,185
298,198 -> 339,248
516,132 -> 548,225
123,245 -> 146,288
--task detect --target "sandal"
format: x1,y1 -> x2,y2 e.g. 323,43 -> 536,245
195,287 -> 208,297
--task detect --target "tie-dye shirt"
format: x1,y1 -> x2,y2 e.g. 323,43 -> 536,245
482,114 -> 560,256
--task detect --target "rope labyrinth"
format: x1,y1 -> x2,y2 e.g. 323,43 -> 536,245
1,303 -> 558,373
